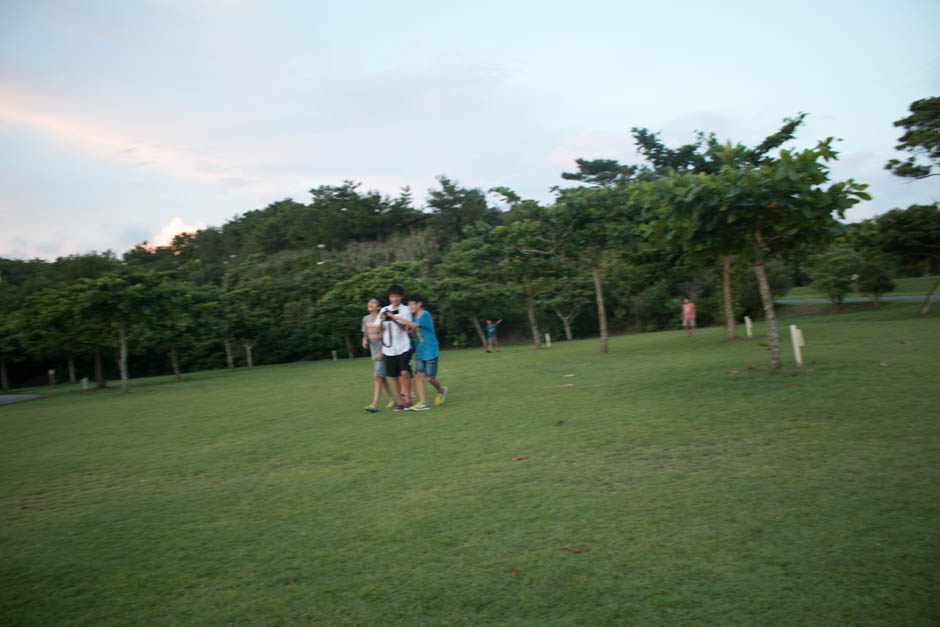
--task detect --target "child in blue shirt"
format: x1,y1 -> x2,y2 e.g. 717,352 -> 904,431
485,319 -> 502,352
385,294 -> 448,411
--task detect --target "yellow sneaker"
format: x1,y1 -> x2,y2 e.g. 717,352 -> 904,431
434,386 -> 448,406
385,400 -> 395,409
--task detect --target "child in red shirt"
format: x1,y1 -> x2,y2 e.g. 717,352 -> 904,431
682,298 -> 696,337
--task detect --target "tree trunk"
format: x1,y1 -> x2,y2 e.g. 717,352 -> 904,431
754,260 -> 781,369
244,342 -> 254,368
344,335 -> 355,359
526,294 -> 542,349
67,356 -> 77,384
470,317 -> 488,349
94,346 -> 106,388
722,256 -> 737,340
591,263 -> 608,353
223,338 -> 234,369
920,276 -> 940,314
118,320 -> 129,393
170,346 -> 181,382
553,307 -> 575,341
0,357 -> 8,391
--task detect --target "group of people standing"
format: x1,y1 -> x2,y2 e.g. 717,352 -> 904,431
359,291 -> 695,413
361,285 -> 447,413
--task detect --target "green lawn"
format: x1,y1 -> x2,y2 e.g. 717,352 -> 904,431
784,275 -> 937,299
2,303 -> 939,625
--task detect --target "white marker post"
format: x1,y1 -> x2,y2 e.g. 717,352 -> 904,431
331,350 -> 338,361
789,324 -> 805,367
545,333 -> 552,348
744,316 -> 753,338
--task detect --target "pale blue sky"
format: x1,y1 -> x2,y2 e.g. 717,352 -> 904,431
2,0 -> 938,259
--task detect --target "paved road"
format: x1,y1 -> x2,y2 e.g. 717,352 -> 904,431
777,295 -> 931,304
0,394 -> 43,405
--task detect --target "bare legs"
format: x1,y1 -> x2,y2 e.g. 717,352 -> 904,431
372,376 -> 394,406
393,371 -> 412,406
414,373 -> 444,405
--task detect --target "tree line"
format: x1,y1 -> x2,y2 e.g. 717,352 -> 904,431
2,104 -> 938,391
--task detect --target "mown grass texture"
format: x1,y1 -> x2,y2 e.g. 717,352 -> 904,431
1,303 -> 939,625
784,275 -> 937,299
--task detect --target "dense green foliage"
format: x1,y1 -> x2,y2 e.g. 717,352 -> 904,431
808,247 -> 863,307
1,120 -> 935,387
885,96 -> 940,180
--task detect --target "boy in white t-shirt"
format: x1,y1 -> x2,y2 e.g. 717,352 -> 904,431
379,285 -> 413,410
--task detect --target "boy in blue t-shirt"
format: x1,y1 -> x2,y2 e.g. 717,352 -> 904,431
385,294 -> 448,411
485,319 -> 502,352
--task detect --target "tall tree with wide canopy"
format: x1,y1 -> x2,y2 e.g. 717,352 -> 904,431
437,230 -> 517,349
177,283 -> 236,369
491,212 -> 570,349
17,288 -> 80,385
221,288 -> 274,367
136,277 -> 202,382
639,139 -> 869,368
864,203 -> 940,313
74,271 -> 175,393
632,114 -> 807,340
885,97 -> 940,180
554,185 -> 643,353
542,260 -> 594,341
54,282 -> 115,387
495,186 -> 641,353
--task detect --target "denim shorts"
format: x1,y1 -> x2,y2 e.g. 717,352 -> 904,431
415,357 -> 438,378
372,358 -> 388,378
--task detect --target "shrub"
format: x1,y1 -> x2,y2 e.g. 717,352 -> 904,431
808,247 -> 862,308
857,256 -> 896,305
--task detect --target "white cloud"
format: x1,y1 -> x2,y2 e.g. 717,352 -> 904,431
2,0 -> 938,262
0,84 -> 250,188
151,217 -> 208,247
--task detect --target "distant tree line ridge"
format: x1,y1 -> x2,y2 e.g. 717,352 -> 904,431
2,107 -> 939,390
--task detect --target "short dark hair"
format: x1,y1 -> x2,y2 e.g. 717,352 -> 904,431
388,284 -> 404,296
408,294 -> 424,305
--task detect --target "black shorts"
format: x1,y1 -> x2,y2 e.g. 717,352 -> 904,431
384,351 -> 413,377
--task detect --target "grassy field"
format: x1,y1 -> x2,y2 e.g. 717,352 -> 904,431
783,275 -> 937,299
2,303 -> 939,625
